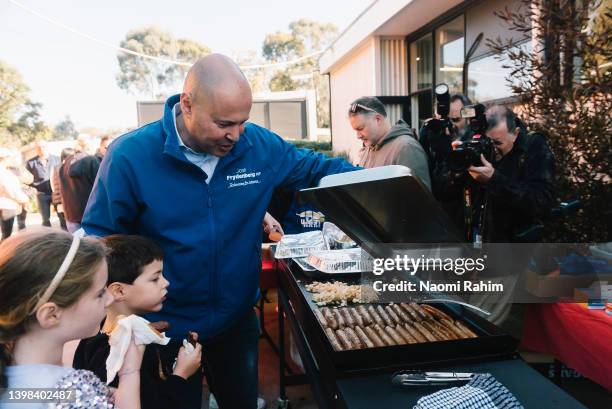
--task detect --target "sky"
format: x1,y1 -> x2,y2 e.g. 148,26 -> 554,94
0,0 -> 371,131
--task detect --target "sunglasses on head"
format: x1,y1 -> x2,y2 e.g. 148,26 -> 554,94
350,103 -> 377,114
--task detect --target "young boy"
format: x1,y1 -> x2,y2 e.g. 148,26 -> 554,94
73,234 -> 202,409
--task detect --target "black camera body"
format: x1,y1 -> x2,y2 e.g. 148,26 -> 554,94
424,83 -> 452,136
448,135 -> 495,171
448,104 -> 494,171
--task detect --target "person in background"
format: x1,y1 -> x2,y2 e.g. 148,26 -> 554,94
6,152 -> 33,231
418,93 -> 473,232
0,149 -> 29,240
50,148 -> 74,231
95,135 -> 112,162
348,96 -> 431,190
59,147 -> 101,233
25,142 -> 60,227
74,135 -> 91,154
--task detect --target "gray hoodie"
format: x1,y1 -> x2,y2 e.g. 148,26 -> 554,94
358,119 -> 431,190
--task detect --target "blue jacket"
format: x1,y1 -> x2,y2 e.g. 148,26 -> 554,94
82,94 -> 356,338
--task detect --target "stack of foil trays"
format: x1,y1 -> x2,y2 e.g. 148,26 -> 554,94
275,223 -> 372,274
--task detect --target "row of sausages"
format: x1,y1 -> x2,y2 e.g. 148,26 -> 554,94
314,303 -> 477,350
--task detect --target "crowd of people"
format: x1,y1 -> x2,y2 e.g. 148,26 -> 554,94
0,136 -> 112,239
0,53 -> 557,409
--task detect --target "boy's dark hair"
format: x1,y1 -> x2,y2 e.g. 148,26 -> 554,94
103,235 -> 164,284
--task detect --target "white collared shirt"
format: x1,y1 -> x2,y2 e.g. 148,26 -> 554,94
172,103 -> 219,183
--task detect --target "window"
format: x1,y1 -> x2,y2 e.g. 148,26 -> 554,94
408,15 -> 464,130
467,55 -> 514,102
435,16 -> 464,94
410,34 -> 433,92
467,42 -> 531,102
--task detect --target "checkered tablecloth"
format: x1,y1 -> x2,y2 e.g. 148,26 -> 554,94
414,373 -> 524,409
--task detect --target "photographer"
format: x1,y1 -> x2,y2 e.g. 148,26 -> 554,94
456,105 -> 556,337
459,105 -> 556,244
419,91 -> 473,231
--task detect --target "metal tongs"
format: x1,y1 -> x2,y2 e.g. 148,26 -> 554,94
391,370 -> 474,386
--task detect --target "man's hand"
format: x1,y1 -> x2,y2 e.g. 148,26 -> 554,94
262,212 -> 284,236
468,155 -> 495,183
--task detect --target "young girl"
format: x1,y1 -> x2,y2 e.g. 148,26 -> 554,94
0,227 -> 144,409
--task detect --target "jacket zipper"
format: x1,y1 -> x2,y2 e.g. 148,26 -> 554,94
205,178 -> 216,337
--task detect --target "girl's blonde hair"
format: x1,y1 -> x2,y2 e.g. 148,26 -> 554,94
0,227 -> 106,387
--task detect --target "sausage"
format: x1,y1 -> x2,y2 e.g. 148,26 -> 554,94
367,305 -> 384,326
421,304 -> 452,321
422,320 -> 450,341
333,309 -> 346,328
391,304 -> 411,323
454,320 -> 477,338
325,328 -> 343,351
399,303 -> 420,321
403,323 -> 427,343
376,305 -> 394,327
413,321 -> 438,342
374,324 -> 396,346
349,308 -> 364,327
431,320 -> 458,340
187,331 -> 198,347
314,309 -> 328,328
322,308 -> 338,330
364,326 -> 385,348
384,326 -> 406,345
340,308 -> 355,327
354,326 -> 375,348
384,305 -> 401,325
149,321 -> 170,332
356,305 -> 373,326
335,328 -> 354,349
395,324 -> 418,344
439,319 -> 467,339
410,302 -> 433,321
344,327 -> 363,349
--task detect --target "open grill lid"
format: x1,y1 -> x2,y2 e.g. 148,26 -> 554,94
300,166 -> 464,259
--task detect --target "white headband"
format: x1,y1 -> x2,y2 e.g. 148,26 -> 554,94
30,229 -> 85,315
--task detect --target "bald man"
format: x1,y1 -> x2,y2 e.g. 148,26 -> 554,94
82,54 -> 356,408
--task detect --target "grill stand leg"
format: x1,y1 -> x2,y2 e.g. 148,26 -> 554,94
277,290 -> 291,408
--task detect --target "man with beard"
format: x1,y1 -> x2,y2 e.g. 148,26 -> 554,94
419,94 -> 472,231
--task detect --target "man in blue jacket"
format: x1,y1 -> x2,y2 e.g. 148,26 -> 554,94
82,54 -> 356,409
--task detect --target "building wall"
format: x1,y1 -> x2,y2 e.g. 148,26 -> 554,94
329,38 -> 377,163
328,0 -> 526,158
379,37 -> 409,124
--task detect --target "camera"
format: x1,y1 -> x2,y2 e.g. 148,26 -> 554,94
447,104 -> 494,171
460,103 -> 488,135
424,83 -> 452,134
448,136 -> 495,171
